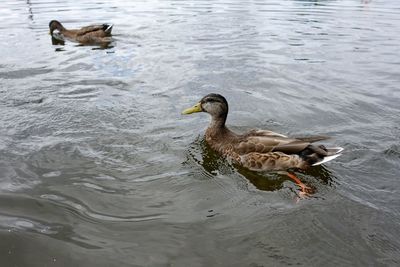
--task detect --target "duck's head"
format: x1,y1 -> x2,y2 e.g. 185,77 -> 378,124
182,93 -> 229,124
49,20 -> 65,35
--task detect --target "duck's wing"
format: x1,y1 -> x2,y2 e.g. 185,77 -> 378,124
292,135 -> 330,143
248,129 -> 330,142
76,24 -> 112,36
235,134 -> 311,155
246,129 -> 288,138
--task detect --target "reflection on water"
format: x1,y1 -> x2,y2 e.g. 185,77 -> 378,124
184,136 -> 236,176
51,36 -> 64,46
50,34 -> 114,50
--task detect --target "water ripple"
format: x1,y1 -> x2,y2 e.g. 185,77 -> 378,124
1,0 -> 400,265
0,214 -> 60,235
40,194 -> 165,223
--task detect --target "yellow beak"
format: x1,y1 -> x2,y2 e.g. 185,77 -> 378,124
182,102 -> 202,115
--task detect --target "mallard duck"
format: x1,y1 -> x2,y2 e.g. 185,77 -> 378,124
182,93 -> 343,171
49,20 -> 113,44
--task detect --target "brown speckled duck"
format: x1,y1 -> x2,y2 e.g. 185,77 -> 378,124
182,93 -> 343,171
49,20 -> 113,44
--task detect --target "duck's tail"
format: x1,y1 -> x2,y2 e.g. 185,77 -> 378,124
300,145 -> 343,166
311,147 -> 343,166
103,24 -> 113,34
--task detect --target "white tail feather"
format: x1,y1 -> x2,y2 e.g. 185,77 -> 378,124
312,147 -> 343,166
105,24 -> 113,34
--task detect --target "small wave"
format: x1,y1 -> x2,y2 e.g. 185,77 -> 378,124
0,214 -> 60,235
40,194 -> 165,222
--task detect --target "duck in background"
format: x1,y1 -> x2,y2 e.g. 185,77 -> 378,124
49,20 -> 113,45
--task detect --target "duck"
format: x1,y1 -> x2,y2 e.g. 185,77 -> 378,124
182,93 -> 343,172
49,20 -> 113,44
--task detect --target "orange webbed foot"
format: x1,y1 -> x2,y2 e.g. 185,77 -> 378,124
286,172 -> 315,199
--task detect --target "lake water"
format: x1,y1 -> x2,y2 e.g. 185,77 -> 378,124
1,0 -> 400,266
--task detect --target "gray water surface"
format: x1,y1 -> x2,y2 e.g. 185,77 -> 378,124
1,0 -> 400,266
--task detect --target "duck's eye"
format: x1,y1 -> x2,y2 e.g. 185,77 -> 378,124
207,99 -> 218,103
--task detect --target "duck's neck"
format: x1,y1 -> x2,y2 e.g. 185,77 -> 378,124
59,25 -> 67,32
206,115 -> 229,138
54,23 -> 66,33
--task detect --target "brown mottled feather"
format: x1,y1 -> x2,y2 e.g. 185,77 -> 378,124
205,127 -> 317,170
76,25 -> 111,36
